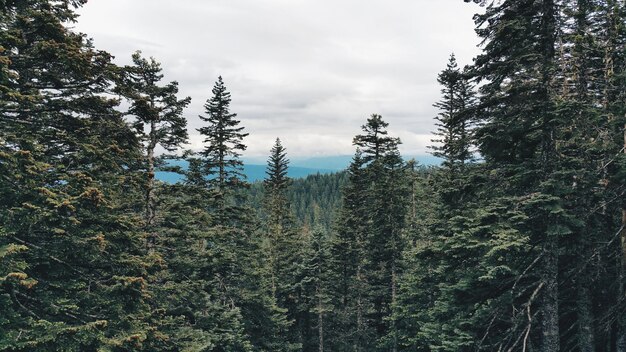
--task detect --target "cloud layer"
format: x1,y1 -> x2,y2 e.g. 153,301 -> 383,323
76,0 -> 481,158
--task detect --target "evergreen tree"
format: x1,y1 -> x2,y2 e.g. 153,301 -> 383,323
191,80 -> 294,351
197,76 -> 248,191
116,51 -> 191,231
264,138 -> 291,230
194,76 -> 250,225
297,227 -> 332,352
328,114 -> 409,351
328,150 -> 375,351
260,138 -> 303,350
0,0 -> 166,349
470,1 -> 566,350
429,53 -> 475,173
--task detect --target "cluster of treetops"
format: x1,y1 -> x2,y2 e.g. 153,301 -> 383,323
1,0 -> 626,351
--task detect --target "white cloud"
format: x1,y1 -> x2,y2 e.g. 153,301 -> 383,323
76,0 -> 481,158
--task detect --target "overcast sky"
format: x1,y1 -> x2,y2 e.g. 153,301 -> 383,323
75,0 -> 481,158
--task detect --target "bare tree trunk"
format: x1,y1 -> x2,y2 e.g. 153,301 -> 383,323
541,237 -> 560,352
617,126 -> 626,352
317,285 -> 324,352
391,259 -> 398,352
577,280 -> 595,352
356,263 -> 363,352
146,120 -> 158,249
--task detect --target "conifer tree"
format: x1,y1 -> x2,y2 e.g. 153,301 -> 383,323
116,51 -> 191,230
348,114 -> 408,351
198,76 -> 248,191
460,0 -> 574,350
195,76 -> 250,225
328,151 -> 374,351
297,227 -> 332,352
0,0 -> 166,349
264,138 -> 291,230
430,53 -> 475,173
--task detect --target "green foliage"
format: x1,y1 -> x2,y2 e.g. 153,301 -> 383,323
197,76 -> 249,190
248,172 -> 347,232
2,1 -> 626,351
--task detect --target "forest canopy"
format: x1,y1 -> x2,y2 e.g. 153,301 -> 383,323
1,1 -> 626,351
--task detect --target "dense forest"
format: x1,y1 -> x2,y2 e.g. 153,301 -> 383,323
1,0 -> 626,351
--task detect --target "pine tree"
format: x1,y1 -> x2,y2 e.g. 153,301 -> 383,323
260,138 -> 303,350
194,76 -> 250,226
351,114 -> 409,351
0,0 -> 165,349
197,76 -> 248,191
264,138 -> 291,230
429,53 -> 475,174
463,0 -> 573,350
353,114 -> 401,165
116,51 -> 191,231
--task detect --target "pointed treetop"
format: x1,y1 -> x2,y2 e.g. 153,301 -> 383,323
265,137 -> 290,191
197,76 -> 249,189
353,114 -> 402,165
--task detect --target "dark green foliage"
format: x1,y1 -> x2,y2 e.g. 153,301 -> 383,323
429,53 -> 475,172
295,227 -> 332,352
248,172 -> 347,231
265,138 -> 290,193
0,0 -> 163,349
260,138 -> 302,351
115,51 -> 191,245
197,76 -> 249,190
326,115 -> 410,351
118,51 -> 191,155
3,1 -> 626,351
391,1 -> 626,352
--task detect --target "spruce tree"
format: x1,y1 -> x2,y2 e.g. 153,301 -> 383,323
264,138 -> 292,230
328,151 -> 374,351
0,0 -> 165,349
197,76 -> 248,191
297,227 -> 332,352
429,53 -> 475,174
116,51 -> 191,231
261,138 -> 311,351
195,76 -> 250,226
346,114 -> 409,351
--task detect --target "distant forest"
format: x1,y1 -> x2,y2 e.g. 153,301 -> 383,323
1,1 -> 626,352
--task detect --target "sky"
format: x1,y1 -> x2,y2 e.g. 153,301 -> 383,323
75,0 -> 482,159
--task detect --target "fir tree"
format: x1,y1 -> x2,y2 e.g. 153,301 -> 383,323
429,53 -> 475,173
264,138 -> 291,230
0,0 -> 164,349
197,76 -> 248,191
116,51 -> 191,227
328,150 -> 375,351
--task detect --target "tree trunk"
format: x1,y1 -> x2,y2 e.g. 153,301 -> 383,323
539,1 -> 560,350
391,259 -> 398,352
356,263 -> 363,352
617,126 -> 626,352
317,285 -> 324,352
540,238 -> 560,352
146,120 -> 158,250
577,280 -> 595,352
146,120 -> 156,227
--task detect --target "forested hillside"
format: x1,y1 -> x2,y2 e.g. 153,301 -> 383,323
248,172 -> 348,231
1,1 -> 626,352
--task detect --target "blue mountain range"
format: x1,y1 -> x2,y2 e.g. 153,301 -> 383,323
156,155 -> 440,183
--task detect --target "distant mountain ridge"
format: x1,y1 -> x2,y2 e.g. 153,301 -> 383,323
156,161 -> 336,184
244,154 -> 442,171
156,155 -> 440,183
